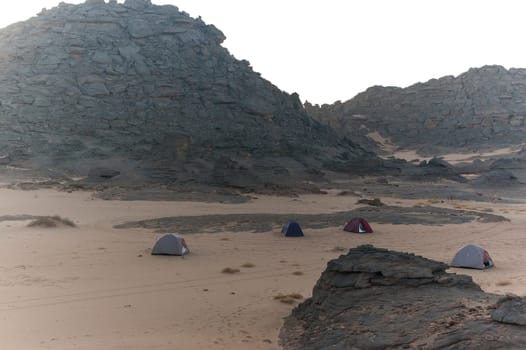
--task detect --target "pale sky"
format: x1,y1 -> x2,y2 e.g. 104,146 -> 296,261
0,0 -> 525,104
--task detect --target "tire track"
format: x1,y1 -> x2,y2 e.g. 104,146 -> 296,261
0,264 -> 322,311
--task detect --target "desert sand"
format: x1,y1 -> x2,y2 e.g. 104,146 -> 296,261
0,188 -> 524,349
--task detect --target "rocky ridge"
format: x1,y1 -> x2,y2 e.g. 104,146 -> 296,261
280,245 -> 526,349
0,0 -> 378,191
306,65 -> 526,156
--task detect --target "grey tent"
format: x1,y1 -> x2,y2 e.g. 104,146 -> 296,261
151,234 -> 189,256
450,244 -> 494,269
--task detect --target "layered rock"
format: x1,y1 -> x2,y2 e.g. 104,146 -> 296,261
0,0 -> 376,189
280,245 -> 526,349
306,65 -> 526,156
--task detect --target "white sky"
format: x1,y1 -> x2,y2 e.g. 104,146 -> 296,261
0,0 -> 525,104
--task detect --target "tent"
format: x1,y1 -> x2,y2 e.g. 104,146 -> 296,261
344,217 -> 373,233
451,244 -> 494,269
151,234 -> 189,256
281,221 -> 304,237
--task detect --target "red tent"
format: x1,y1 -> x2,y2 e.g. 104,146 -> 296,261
344,217 -> 373,233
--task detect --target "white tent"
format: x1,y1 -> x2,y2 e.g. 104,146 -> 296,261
451,244 -> 493,269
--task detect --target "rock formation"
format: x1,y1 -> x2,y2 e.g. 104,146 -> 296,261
0,0 -> 377,190
280,245 -> 526,349
306,65 -> 526,156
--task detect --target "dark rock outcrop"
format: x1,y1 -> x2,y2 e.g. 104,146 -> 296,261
114,205 -> 507,233
306,65 -> 526,156
455,156 -> 526,187
0,0 -> 377,190
406,157 -> 467,182
280,245 -> 526,349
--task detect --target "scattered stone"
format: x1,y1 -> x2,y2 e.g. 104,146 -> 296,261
87,167 -> 121,180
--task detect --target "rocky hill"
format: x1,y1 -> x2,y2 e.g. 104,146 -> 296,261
0,0 -> 378,191
306,65 -> 526,156
280,245 -> 526,349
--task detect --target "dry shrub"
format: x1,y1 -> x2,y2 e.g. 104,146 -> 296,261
277,298 -> 295,304
331,246 -> 346,252
292,271 -> 304,276
241,262 -> 255,268
288,293 -> 303,300
221,267 -> 240,274
28,215 -> 76,228
274,293 -> 303,304
496,280 -> 512,286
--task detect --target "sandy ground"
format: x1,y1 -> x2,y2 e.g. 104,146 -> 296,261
0,188 -> 525,349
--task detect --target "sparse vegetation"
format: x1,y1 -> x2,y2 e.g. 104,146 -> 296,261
331,246 -> 346,252
241,262 -> 255,268
276,297 -> 295,304
496,280 -> 512,286
288,293 -> 303,299
221,267 -> 240,274
292,271 -> 304,276
27,215 -> 76,228
274,293 -> 304,304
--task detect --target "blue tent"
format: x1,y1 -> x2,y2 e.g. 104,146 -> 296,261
151,234 -> 189,256
281,221 -> 304,237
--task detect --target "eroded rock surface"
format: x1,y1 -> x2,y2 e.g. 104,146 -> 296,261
491,295 -> 526,326
280,245 -> 526,349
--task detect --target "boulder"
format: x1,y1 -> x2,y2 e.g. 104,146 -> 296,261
280,245 -> 526,349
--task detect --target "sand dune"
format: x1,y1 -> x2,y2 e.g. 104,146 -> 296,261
0,188 -> 523,349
